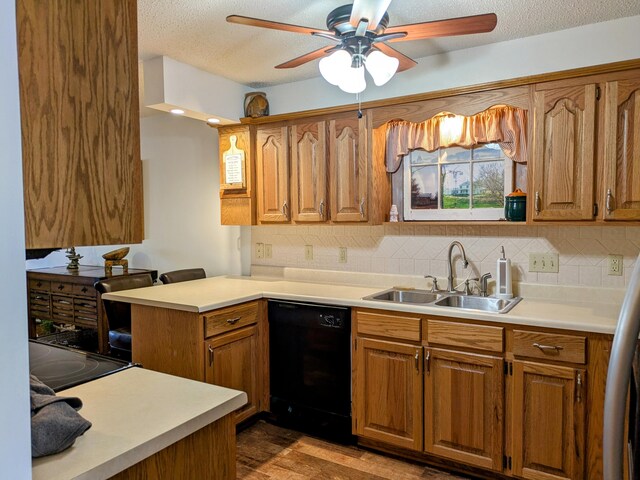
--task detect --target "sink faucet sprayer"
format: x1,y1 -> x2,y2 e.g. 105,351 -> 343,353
446,241 -> 469,293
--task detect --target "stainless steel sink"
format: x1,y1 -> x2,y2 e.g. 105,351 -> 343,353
363,288 -> 441,304
362,287 -> 522,314
434,294 -> 521,314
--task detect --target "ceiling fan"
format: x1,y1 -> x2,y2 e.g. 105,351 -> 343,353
227,0 -> 497,93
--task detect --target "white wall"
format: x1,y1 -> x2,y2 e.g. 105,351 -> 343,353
27,114 -> 244,278
0,0 -> 31,478
263,15 -> 640,115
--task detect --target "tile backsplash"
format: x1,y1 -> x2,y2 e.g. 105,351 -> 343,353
251,224 -> 640,289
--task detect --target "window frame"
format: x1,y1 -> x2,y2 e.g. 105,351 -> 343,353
403,144 -> 514,221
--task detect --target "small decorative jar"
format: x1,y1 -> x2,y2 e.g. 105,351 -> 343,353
504,188 -> 527,221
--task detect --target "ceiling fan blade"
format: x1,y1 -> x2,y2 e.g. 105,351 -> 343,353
226,15 -> 332,36
275,46 -> 338,69
385,13 -> 497,41
350,0 -> 393,30
374,43 -> 417,72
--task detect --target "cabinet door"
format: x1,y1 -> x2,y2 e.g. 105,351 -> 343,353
205,325 -> 260,424
424,348 -> 504,471
290,121 -> 327,222
18,0 -> 142,248
329,116 -> 368,222
511,361 -> 586,480
354,337 -> 422,451
531,82 -> 596,220
602,75 -> 640,220
256,126 -> 289,222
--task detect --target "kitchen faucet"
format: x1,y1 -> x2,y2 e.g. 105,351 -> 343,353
446,241 -> 469,292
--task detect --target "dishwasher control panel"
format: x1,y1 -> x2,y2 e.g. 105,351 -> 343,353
319,314 -> 344,328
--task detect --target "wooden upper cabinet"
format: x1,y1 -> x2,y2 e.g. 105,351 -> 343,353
354,337 -> 423,451
218,125 -> 255,225
17,0 -> 143,248
424,348 -> 504,472
329,115 -> 369,222
531,81 -> 597,221
511,360 -> 586,480
290,121 -> 327,222
256,125 -> 290,223
602,73 -> 640,220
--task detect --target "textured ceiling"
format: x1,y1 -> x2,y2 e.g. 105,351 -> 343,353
138,0 -> 640,88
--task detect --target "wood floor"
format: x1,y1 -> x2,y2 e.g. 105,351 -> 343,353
236,420 -> 472,480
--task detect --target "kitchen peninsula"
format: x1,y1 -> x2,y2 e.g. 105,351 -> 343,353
32,367 -> 246,480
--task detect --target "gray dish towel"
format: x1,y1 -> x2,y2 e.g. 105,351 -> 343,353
30,375 -> 92,458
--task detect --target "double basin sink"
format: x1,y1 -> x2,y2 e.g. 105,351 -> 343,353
362,288 -> 521,314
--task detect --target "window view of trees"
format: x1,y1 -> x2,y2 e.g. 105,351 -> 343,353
406,143 -> 509,220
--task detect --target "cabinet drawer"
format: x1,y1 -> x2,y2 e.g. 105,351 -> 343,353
29,291 -> 50,307
74,315 -> 98,328
51,282 -> 74,294
513,330 -> 586,364
204,301 -> 259,338
52,295 -> 73,310
356,310 -> 421,342
427,319 -> 504,353
29,279 -> 50,291
73,283 -> 95,297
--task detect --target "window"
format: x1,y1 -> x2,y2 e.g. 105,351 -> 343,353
403,143 -> 513,221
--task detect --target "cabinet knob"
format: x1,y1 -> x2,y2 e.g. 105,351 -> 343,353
606,188 -> 613,215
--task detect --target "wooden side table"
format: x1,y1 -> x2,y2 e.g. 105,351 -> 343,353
27,265 -> 157,354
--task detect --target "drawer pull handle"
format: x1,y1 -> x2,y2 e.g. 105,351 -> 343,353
208,345 -> 214,367
533,342 -> 563,353
57,285 -> 65,290
57,300 -> 72,305
226,317 -> 241,325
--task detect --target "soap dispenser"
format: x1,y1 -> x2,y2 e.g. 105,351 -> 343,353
496,246 -> 513,299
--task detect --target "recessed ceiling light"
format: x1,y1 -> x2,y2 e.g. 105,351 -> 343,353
207,118 -> 220,124
170,108 -> 185,115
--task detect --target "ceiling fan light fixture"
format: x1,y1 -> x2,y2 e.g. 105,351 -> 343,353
338,65 -> 366,94
319,49 -> 352,86
365,50 -> 399,86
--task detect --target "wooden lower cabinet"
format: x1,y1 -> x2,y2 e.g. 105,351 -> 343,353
511,360 -> 586,480
354,337 -> 423,451
205,325 -> 260,424
424,348 -> 504,471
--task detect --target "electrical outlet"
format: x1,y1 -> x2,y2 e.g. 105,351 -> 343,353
305,245 -> 314,261
608,254 -> 623,276
264,244 -> 272,259
338,247 -> 347,263
255,243 -> 264,259
528,253 -> 559,273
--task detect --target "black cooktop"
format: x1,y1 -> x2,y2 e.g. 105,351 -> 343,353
29,340 -> 132,392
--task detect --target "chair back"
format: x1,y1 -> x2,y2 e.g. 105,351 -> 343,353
94,274 -> 153,330
159,268 -> 206,284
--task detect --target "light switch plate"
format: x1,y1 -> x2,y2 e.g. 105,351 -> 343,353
529,253 -> 559,273
305,245 -> 313,261
338,247 -> 347,263
255,243 -> 264,259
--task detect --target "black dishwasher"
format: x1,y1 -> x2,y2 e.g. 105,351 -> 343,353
268,300 -> 353,442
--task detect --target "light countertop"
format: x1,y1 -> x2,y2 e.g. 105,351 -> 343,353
32,367 -> 247,480
102,276 -> 623,335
